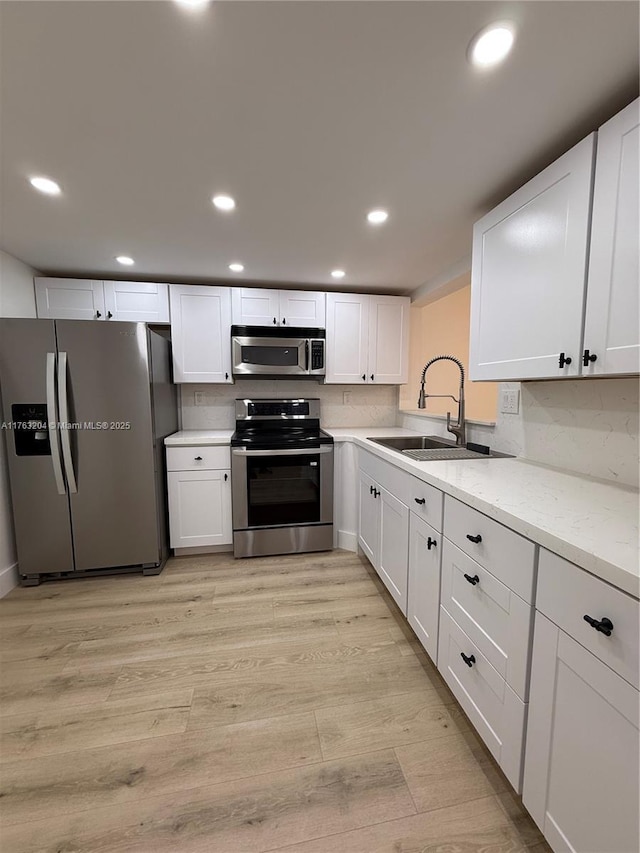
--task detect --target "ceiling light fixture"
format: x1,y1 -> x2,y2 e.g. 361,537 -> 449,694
367,209 -> 388,225
116,256 -> 135,266
468,22 -> 515,68
331,270 -> 346,279
212,194 -> 236,211
228,262 -> 244,272
174,0 -> 210,8
29,176 -> 62,196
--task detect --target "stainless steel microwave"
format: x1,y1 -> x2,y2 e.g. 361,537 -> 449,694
231,325 -> 326,378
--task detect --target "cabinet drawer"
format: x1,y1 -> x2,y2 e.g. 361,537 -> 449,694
437,607 -> 526,792
166,445 -> 231,472
408,476 -> 443,532
537,549 -> 639,689
441,539 -> 533,700
444,496 -> 536,602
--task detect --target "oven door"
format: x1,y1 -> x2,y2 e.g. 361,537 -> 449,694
232,446 -> 333,530
232,336 -> 308,376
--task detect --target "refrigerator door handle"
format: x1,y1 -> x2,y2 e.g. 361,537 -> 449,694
46,352 -> 66,496
57,351 -> 78,494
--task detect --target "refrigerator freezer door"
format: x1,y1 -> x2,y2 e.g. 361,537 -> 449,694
0,318 -> 75,575
55,320 -> 160,570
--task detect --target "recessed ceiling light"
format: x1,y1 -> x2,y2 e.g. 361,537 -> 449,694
29,176 -> 61,196
228,262 -> 244,273
468,23 -> 515,68
331,269 -> 346,279
212,194 -> 236,211
174,0 -> 209,8
367,209 -> 388,225
116,256 -> 135,266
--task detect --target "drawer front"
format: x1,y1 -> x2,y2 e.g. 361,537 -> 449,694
408,475 -> 443,532
537,549 -> 639,689
166,445 -> 231,472
444,496 -> 536,602
441,539 -> 533,699
438,607 -> 526,792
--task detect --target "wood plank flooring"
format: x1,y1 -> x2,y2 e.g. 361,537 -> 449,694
0,549 -> 549,852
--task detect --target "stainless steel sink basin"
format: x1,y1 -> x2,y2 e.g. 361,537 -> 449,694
368,435 -> 511,460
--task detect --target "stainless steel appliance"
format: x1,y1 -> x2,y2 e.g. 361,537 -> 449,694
231,398 -> 333,557
231,326 -> 325,378
0,319 -> 177,585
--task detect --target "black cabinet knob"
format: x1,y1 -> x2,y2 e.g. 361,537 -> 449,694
273,317 -> 277,324
194,456 -> 203,461
96,311 -> 102,318
559,352 -> 572,368
584,615 -> 613,636
225,372 -> 229,380
282,317 -> 286,325
224,473 -> 228,482
107,311 -> 113,319
466,534 -> 482,544
426,537 -> 437,550
414,498 -> 426,505
461,652 -> 476,667
362,374 -> 366,381
464,573 -> 480,585
583,349 -> 598,366
370,374 -> 374,381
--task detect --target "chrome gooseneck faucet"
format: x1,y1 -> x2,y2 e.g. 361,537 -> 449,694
418,354 -> 466,446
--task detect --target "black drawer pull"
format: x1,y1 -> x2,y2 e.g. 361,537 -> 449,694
370,485 -> 375,495
584,615 -> 613,636
583,349 -> 598,366
194,456 -> 203,461
414,498 -> 426,505
426,537 -> 437,550
558,352 -> 572,368
461,652 -> 476,667
466,534 -> 482,544
464,573 -> 480,585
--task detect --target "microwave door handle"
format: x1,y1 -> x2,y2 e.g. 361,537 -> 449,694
232,447 -> 333,457
57,351 -> 78,494
305,340 -> 309,371
46,352 -> 66,495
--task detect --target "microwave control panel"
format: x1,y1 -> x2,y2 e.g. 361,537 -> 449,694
311,340 -> 324,370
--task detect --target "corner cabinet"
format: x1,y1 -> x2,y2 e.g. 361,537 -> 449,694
35,278 -> 169,323
169,285 -> 232,383
326,293 -> 410,384
470,97 -> 640,381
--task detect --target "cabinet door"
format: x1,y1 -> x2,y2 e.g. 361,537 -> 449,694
378,486 -> 409,614
367,295 -> 410,384
35,278 -> 105,320
170,285 -> 232,383
357,469 -> 379,566
279,290 -> 326,328
407,514 -> 441,662
524,613 -> 639,853
469,135 -> 595,381
583,99 -> 639,376
325,293 -> 369,383
103,281 -> 170,323
167,469 -> 232,548
231,288 -> 280,327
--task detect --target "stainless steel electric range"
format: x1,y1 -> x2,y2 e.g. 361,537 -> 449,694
231,399 -> 334,558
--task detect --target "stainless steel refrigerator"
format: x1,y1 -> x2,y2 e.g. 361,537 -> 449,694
0,319 -> 177,585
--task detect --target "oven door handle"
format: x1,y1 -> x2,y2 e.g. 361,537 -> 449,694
232,446 -> 333,457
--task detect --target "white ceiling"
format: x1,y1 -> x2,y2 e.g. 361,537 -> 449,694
0,1 -> 638,294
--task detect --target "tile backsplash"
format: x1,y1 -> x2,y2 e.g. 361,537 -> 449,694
181,381 -> 399,429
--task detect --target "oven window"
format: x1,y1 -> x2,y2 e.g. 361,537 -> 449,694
247,455 -> 320,527
241,345 -> 299,367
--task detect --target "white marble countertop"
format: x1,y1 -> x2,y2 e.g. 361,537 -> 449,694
165,429 -> 234,447
325,428 -> 640,599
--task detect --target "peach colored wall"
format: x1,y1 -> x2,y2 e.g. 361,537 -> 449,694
400,280 -> 498,421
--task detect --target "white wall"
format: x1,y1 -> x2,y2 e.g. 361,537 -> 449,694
0,249 -> 38,596
400,377 -> 640,488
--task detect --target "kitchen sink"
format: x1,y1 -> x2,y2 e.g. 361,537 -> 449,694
368,435 -> 510,460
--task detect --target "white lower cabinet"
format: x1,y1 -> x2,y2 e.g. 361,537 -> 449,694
378,486 -> 409,613
166,446 -> 232,549
358,469 -> 379,567
523,612 -> 639,853
407,513 -> 441,663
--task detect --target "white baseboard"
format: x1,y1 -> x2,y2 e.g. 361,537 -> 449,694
0,562 -> 19,598
337,530 -> 358,552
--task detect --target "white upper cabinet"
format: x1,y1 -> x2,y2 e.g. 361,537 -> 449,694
231,287 -> 325,328
325,292 -> 409,384
583,98 -> 640,376
470,134 -> 596,381
35,278 -> 106,321
170,285 -> 232,383
103,281 -> 170,323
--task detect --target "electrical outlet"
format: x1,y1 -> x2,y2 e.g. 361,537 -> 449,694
343,391 -> 352,405
194,391 -> 205,406
500,388 -> 520,414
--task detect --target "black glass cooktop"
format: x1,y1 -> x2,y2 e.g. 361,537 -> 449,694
231,427 -> 333,450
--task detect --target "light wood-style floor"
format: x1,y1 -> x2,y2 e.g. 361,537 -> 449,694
0,549 -> 549,853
